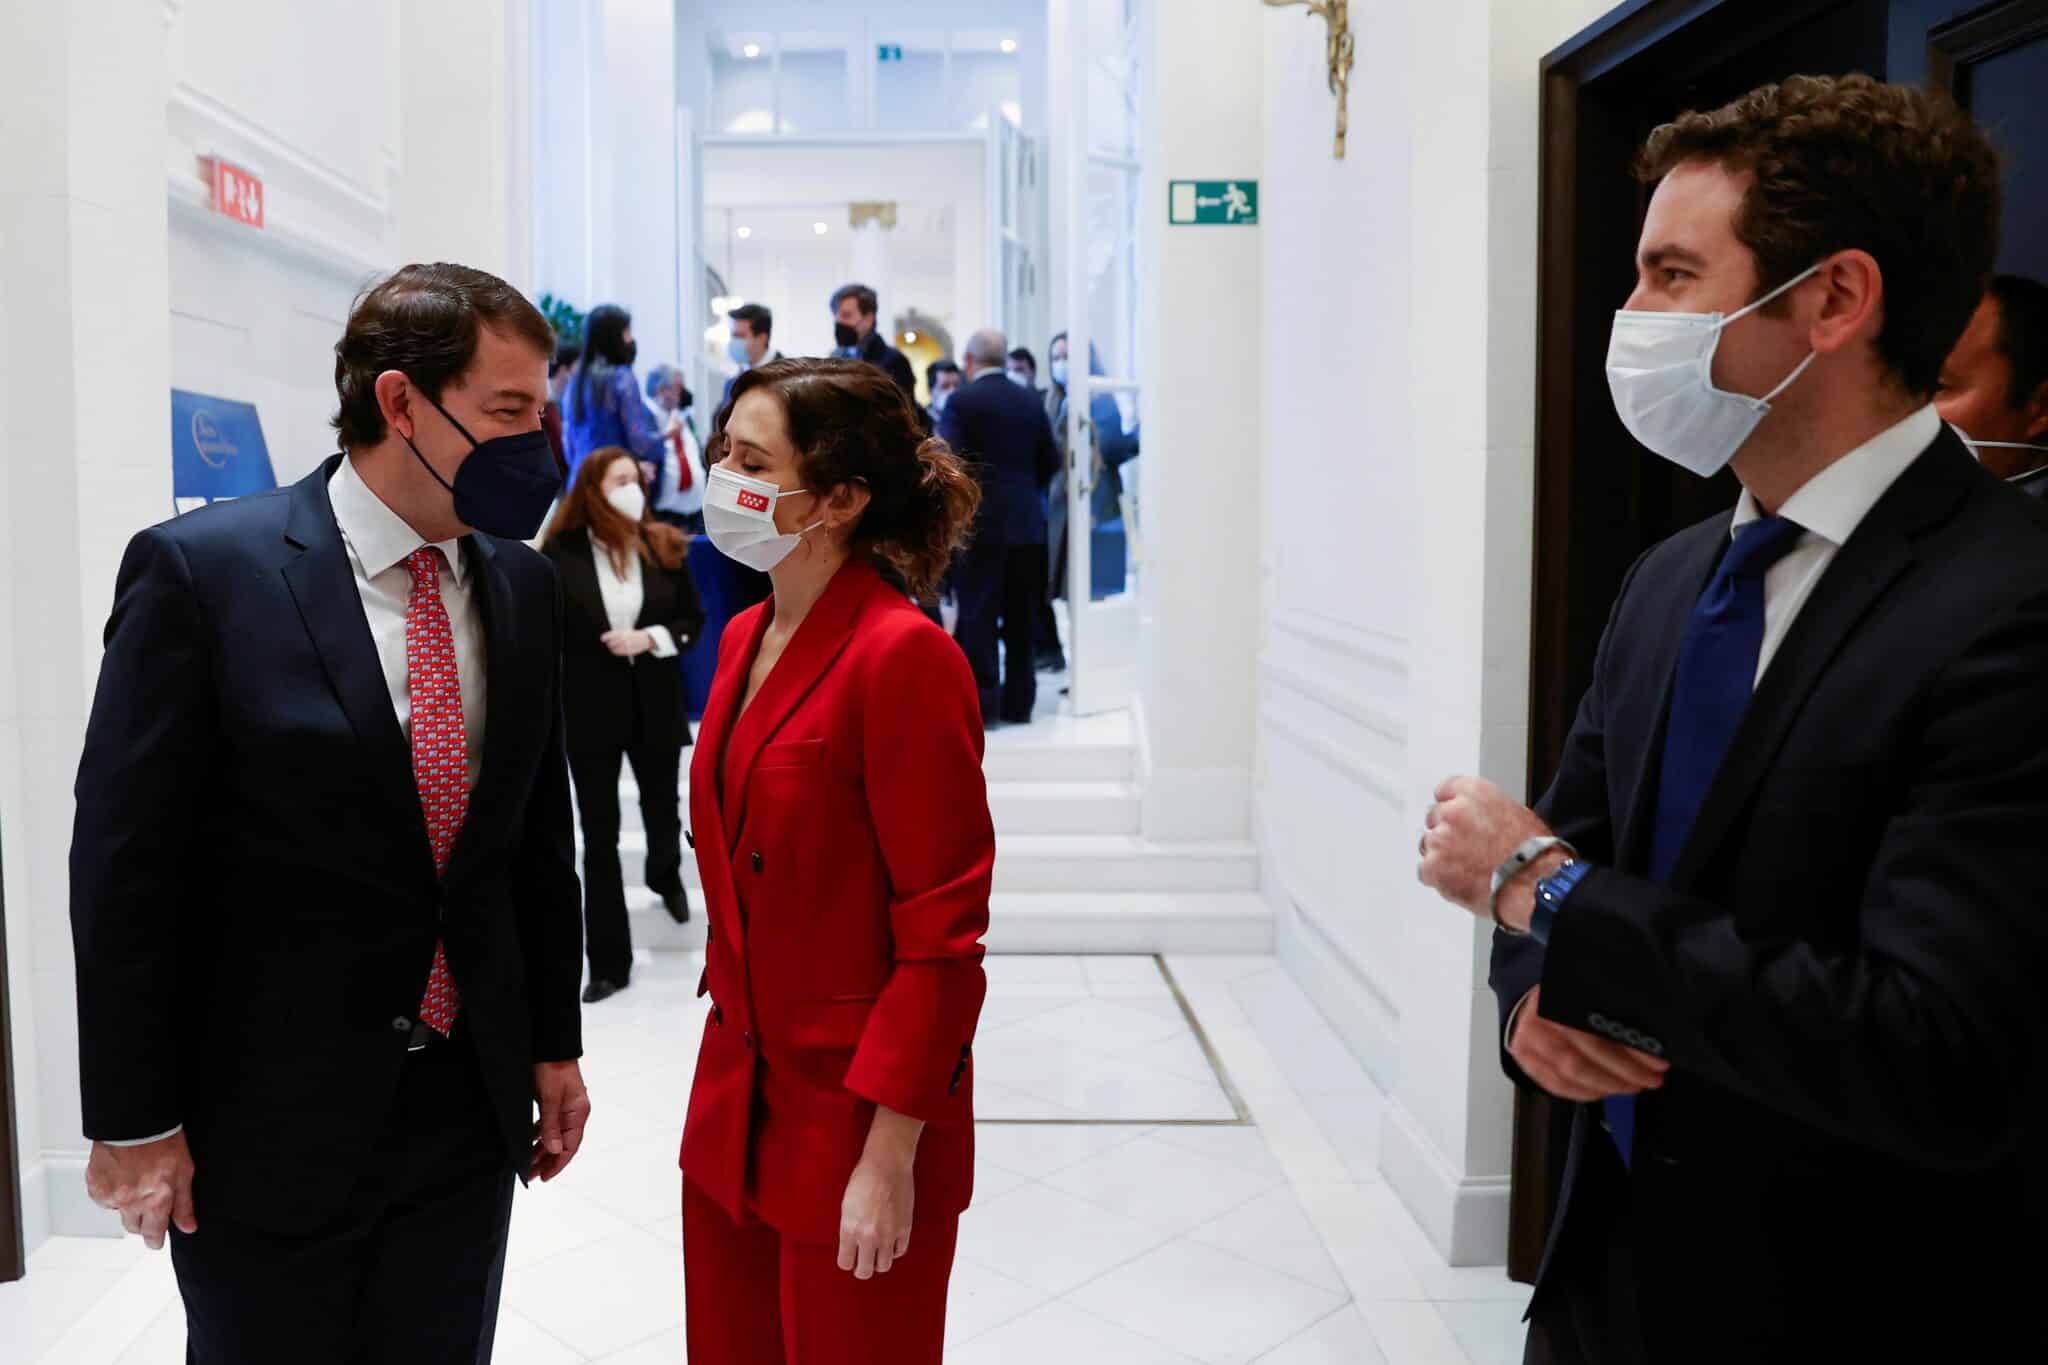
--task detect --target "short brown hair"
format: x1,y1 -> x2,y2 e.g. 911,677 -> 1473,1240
711,359 -> 979,598
1635,74 -> 2001,397
332,263 -> 556,448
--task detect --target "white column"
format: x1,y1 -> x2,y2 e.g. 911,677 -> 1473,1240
850,218 -> 893,334
396,0 -> 526,280
1135,0 -> 1263,842
602,0 -> 681,366
0,0 -> 174,1247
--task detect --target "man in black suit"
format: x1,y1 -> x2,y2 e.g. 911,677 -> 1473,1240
1937,274 -> 2048,494
830,281 -> 917,400
1418,77 -> 2047,1362
941,327 -> 1060,726
72,263 -> 591,1363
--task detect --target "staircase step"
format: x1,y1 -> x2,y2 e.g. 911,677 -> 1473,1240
610,832 -> 1258,895
607,780 -> 1142,839
621,889 -> 1273,956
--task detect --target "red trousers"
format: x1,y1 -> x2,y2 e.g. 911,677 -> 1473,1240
682,1177 -> 960,1364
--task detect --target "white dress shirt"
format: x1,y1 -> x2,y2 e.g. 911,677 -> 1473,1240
1503,404 -> 1941,1050
107,457 -> 493,1147
329,454 -> 488,792
591,537 -> 680,659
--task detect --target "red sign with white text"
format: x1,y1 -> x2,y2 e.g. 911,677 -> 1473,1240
211,160 -> 264,229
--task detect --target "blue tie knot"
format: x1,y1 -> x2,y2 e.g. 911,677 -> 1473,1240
1720,514 -> 1805,582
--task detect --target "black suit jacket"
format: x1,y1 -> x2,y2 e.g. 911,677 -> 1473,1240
70,455 -> 583,1235
939,372 -> 1059,546
542,527 -> 704,752
1491,429 -> 2048,1359
854,331 -> 917,400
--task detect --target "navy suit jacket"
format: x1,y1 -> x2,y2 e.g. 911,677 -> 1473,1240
939,372 -> 1059,546
70,455 -> 583,1235
1490,428 -> 2048,1359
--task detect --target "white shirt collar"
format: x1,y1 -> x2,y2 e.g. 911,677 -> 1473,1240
1730,404 -> 1941,547
329,455 -> 468,583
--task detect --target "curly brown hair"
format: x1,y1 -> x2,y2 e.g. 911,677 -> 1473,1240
540,445 -> 688,575
1635,74 -> 2001,398
710,359 -> 980,597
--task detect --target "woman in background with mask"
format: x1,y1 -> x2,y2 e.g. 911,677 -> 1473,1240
562,303 -> 666,486
541,446 -> 704,1004
681,358 -> 991,1364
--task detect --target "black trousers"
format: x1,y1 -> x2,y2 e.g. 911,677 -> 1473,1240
1522,1131 -> 1645,1365
954,539 -> 1047,724
171,1027 -> 515,1364
568,735 -> 684,982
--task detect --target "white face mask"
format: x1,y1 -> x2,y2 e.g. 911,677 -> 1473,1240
1606,263 -> 1823,478
1956,435 -> 2048,480
704,467 -> 821,572
604,482 -> 646,522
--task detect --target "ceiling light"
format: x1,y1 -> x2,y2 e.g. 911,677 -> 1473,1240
742,43 -> 762,59
904,331 -> 919,344
736,226 -> 753,239
813,221 -> 829,235
1000,38 -> 1017,54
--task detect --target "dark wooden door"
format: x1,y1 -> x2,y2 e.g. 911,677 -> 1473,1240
1513,0 -> 2048,1282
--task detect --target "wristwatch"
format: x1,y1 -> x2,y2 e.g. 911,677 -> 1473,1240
1530,858 -> 1592,946
1489,835 -> 1576,935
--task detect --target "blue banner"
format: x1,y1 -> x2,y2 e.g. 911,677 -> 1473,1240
171,389 -> 276,503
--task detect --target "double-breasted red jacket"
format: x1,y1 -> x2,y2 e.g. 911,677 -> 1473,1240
679,558 -> 993,1244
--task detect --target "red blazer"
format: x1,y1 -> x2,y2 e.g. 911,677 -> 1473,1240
679,558 -> 993,1243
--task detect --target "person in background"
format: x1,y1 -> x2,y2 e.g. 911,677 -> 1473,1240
829,282 -> 917,400
722,302 -> 780,414
541,446 -> 704,1005
1936,274 -> 2048,493
1039,331 -> 1142,671
646,364 -> 707,533
72,262 -> 588,1361
1423,76 -> 2048,1362
1006,347 -> 1039,392
543,340 -> 579,480
562,303 -> 664,487
927,359 -> 963,420
941,329 -> 1060,727
683,357 -> 989,1365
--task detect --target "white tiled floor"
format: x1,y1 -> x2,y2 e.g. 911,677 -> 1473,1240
1,951 -> 1530,1363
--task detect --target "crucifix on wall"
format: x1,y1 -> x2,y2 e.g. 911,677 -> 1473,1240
1263,0 -> 1356,158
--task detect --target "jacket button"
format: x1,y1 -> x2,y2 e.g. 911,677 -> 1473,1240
391,1016 -> 412,1032
743,1031 -> 755,1050
751,851 -> 763,874
711,1005 -> 724,1025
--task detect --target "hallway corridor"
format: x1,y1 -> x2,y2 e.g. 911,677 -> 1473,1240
1,948 -> 1530,1364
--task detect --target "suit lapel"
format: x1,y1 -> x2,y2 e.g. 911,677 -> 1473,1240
444,534 -> 515,884
1665,436 -> 1973,888
280,460 -> 437,880
557,530 -> 607,634
1615,523 -> 1729,872
722,560 -> 878,848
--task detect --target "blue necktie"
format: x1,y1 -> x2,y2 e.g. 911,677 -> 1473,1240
1608,514 -> 1806,1167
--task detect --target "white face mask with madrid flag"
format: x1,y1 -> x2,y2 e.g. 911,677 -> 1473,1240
703,466 -> 822,572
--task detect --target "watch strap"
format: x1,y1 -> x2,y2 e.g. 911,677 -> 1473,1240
1489,835 -> 1577,936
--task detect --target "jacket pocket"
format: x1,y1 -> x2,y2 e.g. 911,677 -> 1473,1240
788,994 -> 878,1049
757,738 -> 825,770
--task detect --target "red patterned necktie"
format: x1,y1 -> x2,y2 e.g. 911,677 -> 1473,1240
406,547 -> 467,1035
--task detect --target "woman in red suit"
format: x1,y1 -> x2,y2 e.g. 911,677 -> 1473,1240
680,358 -> 991,1363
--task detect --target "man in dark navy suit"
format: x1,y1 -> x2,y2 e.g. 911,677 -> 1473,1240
71,263 -> 590,1364
940,327 -> 1060,726
1417,78 -> 2048,1363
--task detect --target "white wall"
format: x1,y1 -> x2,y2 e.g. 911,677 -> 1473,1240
1254,0 -> 1620,1266
0,0 -> 533,1253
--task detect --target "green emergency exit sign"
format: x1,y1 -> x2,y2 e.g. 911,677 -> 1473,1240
1168,180 -> 1259,225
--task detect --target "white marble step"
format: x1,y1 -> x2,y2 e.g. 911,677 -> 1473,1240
616,888 -> 1274,956
610,779 -> 1142,838
606,831 -> 1259,895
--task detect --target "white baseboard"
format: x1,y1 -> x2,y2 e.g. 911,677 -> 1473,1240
19,1157 -> 51,1256
43,1150 -> 120,1239
1378,1096 -> 1510,1268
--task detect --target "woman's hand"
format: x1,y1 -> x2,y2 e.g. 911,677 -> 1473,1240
601,629 -> 654,658
838,1105 -> 925,1279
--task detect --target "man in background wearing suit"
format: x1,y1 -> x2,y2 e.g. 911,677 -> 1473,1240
72,263 -> 591,1363
1937,273 -> 2048,494
941,327 -> 1060,727
1418,77 -> 2048,1362
830,281 -> 918,400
